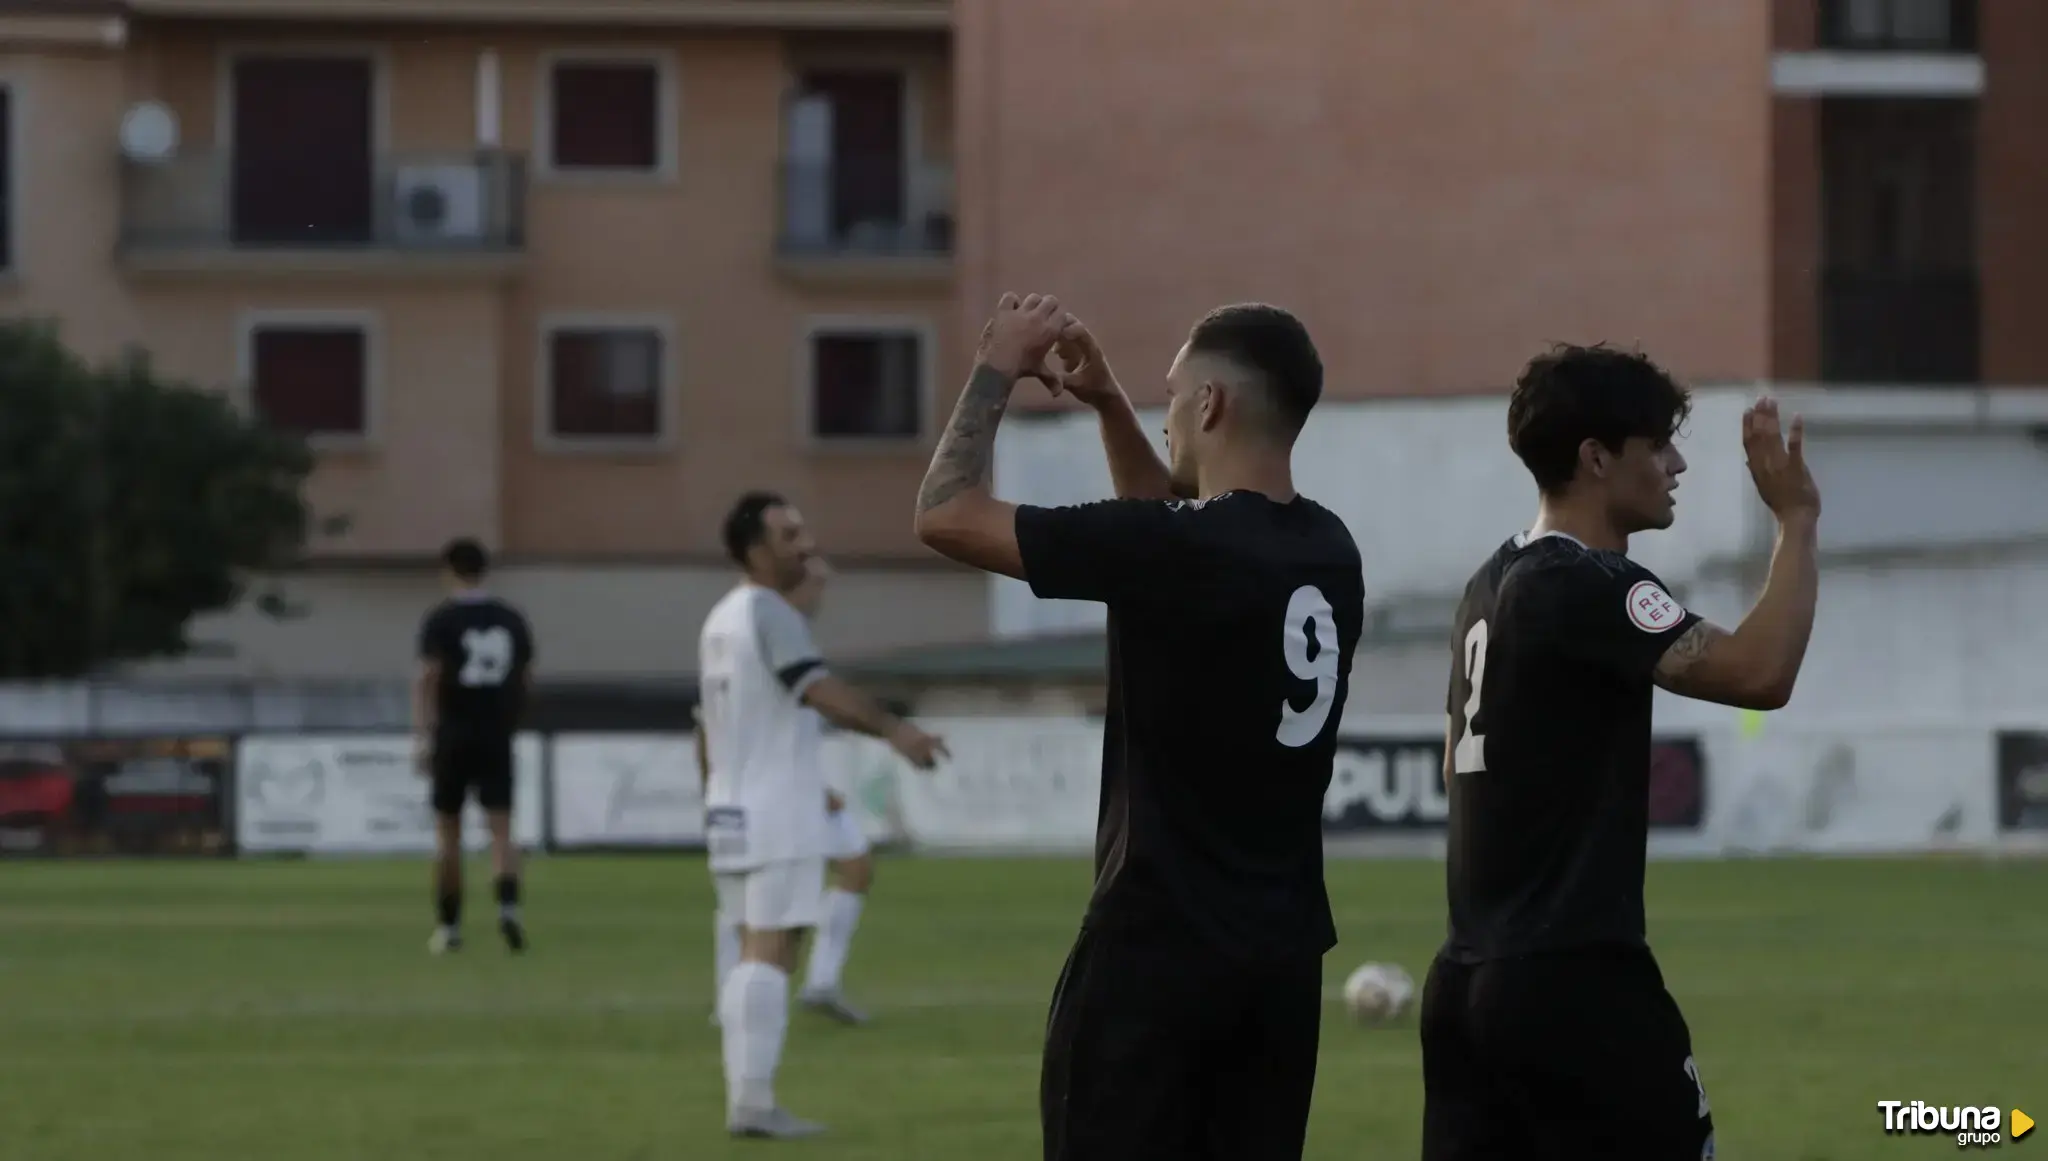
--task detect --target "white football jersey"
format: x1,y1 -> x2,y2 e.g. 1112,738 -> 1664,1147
698,583 -> 831,870
800,708 -> 836,790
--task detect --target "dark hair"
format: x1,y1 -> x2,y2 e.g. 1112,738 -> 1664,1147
722,490 -> 788,565
1507,343 -> 1692,494
442,537 -> 489,581
1185,303 -> 1324,432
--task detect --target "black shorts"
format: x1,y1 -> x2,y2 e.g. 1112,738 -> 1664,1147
1040,926 -> 1322,1161
1420,946 -> 1715,1161
428,736 -> 514,816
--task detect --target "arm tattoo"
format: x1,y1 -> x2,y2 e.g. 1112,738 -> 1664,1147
916,362 -> 1016,513
1652,621 -> 1721,687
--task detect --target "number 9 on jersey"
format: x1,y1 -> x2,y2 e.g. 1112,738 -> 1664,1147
1277,585 -> 1340,748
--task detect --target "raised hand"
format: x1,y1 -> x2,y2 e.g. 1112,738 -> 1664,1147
1040,313 -> 1122,408
1742,397 -> 1820,522
976,293 -> 1065,383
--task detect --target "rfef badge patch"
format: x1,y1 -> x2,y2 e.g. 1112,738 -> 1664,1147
1626,580 -> 1683,633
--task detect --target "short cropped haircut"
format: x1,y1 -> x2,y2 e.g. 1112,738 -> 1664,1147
722,490 -> 788,565
442,538 -> 489,581
1507,344 -> 1693,494
1185,303 -> 1324,432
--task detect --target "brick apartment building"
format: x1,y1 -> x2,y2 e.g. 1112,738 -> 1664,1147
0,0 -> 2025,677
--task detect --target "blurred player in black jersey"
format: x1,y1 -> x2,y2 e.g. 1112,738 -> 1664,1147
1424,346 -> 1821,1161
413,538 -> 535,955
915,294 -> 1364,1161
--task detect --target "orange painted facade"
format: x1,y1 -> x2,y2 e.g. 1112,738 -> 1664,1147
0,0 -> 2032,674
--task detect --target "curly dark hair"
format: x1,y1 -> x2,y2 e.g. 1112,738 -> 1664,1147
1507,343 -> 1692,493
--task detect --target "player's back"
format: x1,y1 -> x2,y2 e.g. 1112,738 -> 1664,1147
423,595 -> 532,741
696,583 -> 826,866
1094,492 -> 1365,957
1443,533 -> 1697,962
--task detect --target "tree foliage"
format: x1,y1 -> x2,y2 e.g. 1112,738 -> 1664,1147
0,320 -> 314,678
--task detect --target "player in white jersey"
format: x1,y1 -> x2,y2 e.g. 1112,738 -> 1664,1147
704,555 -> 879,1026
805,719 -> 877,1024
698,491 -> 946,1140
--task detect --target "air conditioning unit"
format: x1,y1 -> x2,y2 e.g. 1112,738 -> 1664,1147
392,163 -> 486,243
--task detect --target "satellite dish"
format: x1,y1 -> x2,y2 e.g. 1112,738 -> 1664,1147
118,101 -> 178,163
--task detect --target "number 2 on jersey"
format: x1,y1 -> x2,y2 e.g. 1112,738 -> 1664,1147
1276,585 -> 1339,748
458,626 -> 514,688
1452,619 -> 1488,773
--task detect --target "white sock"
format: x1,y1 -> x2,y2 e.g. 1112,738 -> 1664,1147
803,889 -> 865,994
718,960 -> 789,1114
714,911 -> 742,990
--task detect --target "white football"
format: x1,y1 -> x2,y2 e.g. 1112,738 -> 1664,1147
1342,962 -> 1415,1025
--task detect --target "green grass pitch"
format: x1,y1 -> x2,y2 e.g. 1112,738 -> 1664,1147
2,855 -> 2043,1160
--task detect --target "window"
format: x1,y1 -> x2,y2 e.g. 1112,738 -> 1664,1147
547,59 -> 663,172
1821,0 -> 1975,51
247,323 -> 370,436
1818,99 -> 1978,383
783,70 -> 910,250
808,328 -> 924,440
1823,100 -> 1974,272
546,325 -> 666,440
230,56 -> 375,245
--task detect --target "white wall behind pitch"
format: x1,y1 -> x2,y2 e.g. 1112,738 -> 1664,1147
995,386 -> 2048,728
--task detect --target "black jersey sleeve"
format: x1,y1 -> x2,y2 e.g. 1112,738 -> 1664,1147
512,610 -> 537,668
416,605 -> 450,663
1014,499 -> 1180,604
1554,559 -> 1703,682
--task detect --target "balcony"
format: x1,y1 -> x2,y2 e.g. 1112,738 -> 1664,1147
119,149 -> 526,278
1820,268 -> 1980,384
776,155 -> 953,282
125,0 -> 950,30
1818,0 -> 1976,52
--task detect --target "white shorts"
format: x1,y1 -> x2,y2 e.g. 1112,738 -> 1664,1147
714,857 -> 825,931
824,808 -> 871,862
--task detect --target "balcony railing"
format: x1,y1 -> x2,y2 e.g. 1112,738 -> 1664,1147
1818,0 -> 1977,52
120,149 -> 526,256
1820,268 -> 1980,384
777,156 -> 953,258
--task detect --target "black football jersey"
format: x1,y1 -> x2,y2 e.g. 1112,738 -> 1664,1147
1442,532 -> 1701,962
417,594 -> 535,743
1015,492 -> 1365,958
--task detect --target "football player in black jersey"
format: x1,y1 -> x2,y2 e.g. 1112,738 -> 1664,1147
915,294 -> 1364,1161
413,538 -> 535,955
1424,345 -> 1820,1161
